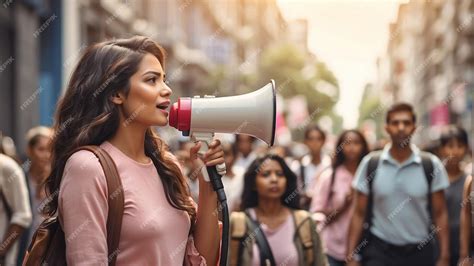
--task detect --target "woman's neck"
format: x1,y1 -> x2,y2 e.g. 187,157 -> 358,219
311,153 -> 321,165
29,164 -> 48,182
256,198 -> 284,217
343,160 -> 359,175
389,144 -> 413,163
446,163 -> 463,181
108,123 -> 148,163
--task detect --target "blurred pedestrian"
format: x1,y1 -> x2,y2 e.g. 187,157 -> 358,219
233,135 -> 258,171
230,154 -> 327,266
0,138 -> 32,265
270,145 -> 296,167
459,175 -> 473,265
292,125 -> 331,209
41,36 -> 222,265
311,130 -> 369,266
221,142 -> 245,213
438,125 -> 470,266
347,103 -> 450,266
17,126 -> 53,265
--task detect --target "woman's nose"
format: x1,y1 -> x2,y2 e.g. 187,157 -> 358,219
160,83 -> 172,97
269,173 -> 278,182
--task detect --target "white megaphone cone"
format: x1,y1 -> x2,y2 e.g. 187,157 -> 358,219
169,80 -> 276,146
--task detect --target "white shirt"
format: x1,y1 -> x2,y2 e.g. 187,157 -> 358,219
233,152 -> 257,172
292,154 -> 332,196
0,154 -> 32,265
222,166 -> 245,212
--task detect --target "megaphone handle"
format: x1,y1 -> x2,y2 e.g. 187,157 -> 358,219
192,132 -> 227,182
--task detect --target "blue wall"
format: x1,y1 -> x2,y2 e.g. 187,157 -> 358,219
39,0 -> 62,126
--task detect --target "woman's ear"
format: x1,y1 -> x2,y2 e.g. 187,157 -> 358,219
111,92 -> 125,105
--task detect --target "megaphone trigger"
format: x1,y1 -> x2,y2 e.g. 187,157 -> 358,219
216,163 -> 226,176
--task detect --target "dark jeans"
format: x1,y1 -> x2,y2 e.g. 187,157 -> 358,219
361,234 -> 436,266
327,254 -> 346,266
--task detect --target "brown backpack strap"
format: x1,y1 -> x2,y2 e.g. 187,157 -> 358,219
74,146 -> 124,265
293,210 -> 314,265
229,212 -> 247,266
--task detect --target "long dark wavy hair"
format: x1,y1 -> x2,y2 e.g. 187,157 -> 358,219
44,36 -> 196,227
240,154 -> 300,210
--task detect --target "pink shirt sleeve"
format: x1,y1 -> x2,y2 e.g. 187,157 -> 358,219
310,168 -> 332,214
59,150 -> 109,265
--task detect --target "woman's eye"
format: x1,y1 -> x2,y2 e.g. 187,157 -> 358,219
147,77 -> 157,84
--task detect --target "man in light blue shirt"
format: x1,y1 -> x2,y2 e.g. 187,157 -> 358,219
347,103 -> 450,266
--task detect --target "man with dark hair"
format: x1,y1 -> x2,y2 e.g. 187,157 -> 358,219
347,102 -> 450,266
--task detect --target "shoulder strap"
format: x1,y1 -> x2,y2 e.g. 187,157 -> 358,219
420,152 -> 434,233
469,175 -> 474,246
293,210 -> 316,265
230,212 -> 247,266
365,152 -> 381,232
244,210 -> 276,266
300,163 -> 306,190
325,168 -> 336,208
72,146 -> 124,265
293,210 -> 313,248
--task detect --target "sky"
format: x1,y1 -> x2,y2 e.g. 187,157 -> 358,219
277,0 -> 408,128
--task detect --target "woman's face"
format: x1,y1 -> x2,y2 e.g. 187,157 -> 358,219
255,159 -> 287,201
114,53 -> 172,127
305,130 -> 325,155
342,132 -> 364,162
27,136 -> 51,168
440,139 -> 467,165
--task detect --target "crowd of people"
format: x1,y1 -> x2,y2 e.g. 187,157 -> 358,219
0,36 -> 472,266
0,102 -> 473,266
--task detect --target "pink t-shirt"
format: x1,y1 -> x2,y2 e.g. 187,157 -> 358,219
248,209 -> 299,266
310,166 -> 354,261
58,141 -> 205,265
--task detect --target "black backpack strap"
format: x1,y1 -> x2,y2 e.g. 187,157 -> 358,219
300,163 -> 306,190
325,168 -> 337,208
420,152 -> 434,233
244,210 -> 276,266
364,152 -> 382,233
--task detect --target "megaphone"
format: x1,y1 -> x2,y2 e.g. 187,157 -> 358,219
169,80 -> 276,266
169,80 -> 276,146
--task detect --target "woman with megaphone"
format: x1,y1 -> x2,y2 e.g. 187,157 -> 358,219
30,36 -> 223,265
229,154 -> 328,266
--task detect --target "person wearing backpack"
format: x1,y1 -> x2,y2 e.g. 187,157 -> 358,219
27,36 -> 223,265
347,103 -> 450,266
291,125 -> 331,210
459,174 -> 473,265
229,154 -> 327,266
0,151 -> 32,266
438,126 -> 470,266
310,130 -> 369,266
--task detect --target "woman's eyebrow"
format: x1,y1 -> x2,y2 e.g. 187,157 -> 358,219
142,70 -> 162,77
